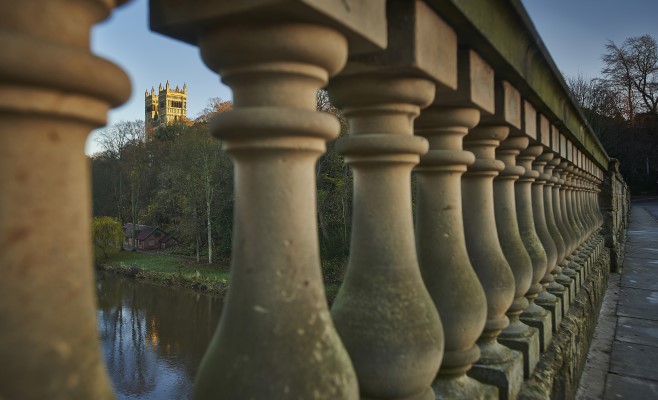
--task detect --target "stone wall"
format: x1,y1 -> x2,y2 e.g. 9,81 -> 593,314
601,159 -> 631,272
519,247 -> 611,400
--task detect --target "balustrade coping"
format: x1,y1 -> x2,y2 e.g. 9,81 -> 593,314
424,0 -> 609,169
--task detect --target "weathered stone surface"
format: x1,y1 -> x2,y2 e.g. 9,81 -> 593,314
498,328 -> 540,379
329,21 -> 445,396
517,250 -> 611,400
434,48 -> 494,112
601,159 -> 628,272
415,106 -> 492,399
520,312 -> 552,353
495,134 -> 540,379
345,0 -> 456,88
463,121 -> 521,399
187,17 -> 359,400
469,350 -> 524,400
0,1 -> 129,399
415,49 -> 497,398
480,80 -> 521,128
150,0 -> 387,54
433,374 -> 498,400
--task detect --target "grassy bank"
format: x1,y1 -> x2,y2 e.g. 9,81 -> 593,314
96,250 -> 231,296
96,250 -> 346,303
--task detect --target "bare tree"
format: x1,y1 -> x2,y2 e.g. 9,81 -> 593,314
566,73 -> 621,118
196,97 -> 232,124
94,120 -> 145,226
602,35 -> 658,120
95,120 -> 145,159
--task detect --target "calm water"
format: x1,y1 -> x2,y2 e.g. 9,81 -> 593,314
96,271 -> 223,399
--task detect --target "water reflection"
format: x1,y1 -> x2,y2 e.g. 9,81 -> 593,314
96,271 -> 222,399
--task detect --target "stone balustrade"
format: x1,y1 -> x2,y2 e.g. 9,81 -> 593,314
0,0 -> 630,399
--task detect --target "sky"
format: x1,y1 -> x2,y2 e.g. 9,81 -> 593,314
87,0 -> 658,154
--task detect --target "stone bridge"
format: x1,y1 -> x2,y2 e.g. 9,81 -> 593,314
0,1 -> 631,399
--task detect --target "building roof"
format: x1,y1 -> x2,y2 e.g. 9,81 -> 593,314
123,223 -> 160,240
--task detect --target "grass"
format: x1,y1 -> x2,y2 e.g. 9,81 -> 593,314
96,249 -> 231,295
97,248 -> 347,303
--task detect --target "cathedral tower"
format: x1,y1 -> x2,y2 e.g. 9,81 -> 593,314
145,81 -> 187,139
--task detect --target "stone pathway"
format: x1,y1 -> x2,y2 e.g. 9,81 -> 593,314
578,197 -> 658,400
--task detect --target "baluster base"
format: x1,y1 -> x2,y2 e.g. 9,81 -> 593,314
566,261 -> 583,294
433,374 -> 498,400
499,325 -> 540,378
555,266 -> 575,310
362,387 -> 434,400
547,281 -> 570,318
536,293 -> 563,333
520,303 -> 553,352
469,349 -> 523,400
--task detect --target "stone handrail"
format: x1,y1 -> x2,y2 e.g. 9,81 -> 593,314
0,1 -> 630,399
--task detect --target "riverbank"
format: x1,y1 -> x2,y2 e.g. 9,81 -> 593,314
96,250 -> 231,296
95,250 -> 345,302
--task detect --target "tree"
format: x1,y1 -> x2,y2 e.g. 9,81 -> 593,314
146,99 -> 234,263
92,216 -> 124,260
122,141 -> 149,251
566,34 -> 658,193
602,35 -> 658,121
193,99 -> 233,264
566,73 -> 621,120
95,120 -> 146,223
196,97 -> 233,124
315,89 -> 352,259
95,120 -> 145,159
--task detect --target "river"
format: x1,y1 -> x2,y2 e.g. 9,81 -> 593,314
96,271 -> 223,399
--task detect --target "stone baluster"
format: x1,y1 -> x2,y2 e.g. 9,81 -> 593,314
551,157 -> 579,299
546,155 -> 575,311
564,163 -> 587,285
583,162 -> 601,248
571,170 -> 585,229
514,102 -> 552,353
553,136 -> 581,299
329,2 -> 453,398
521,145 -> 562,331
556,157 -> 583,293
0,1 -> 130,398
574,162 -> 594,279
463,80 -> 523,400
535,117 -> 569,318
588,168 -> 601,229
583,170 -> 601,274
585,168 -> 603,264
585,161 -> 599,234
415,49 -> 497,399
590,166 -> 604,232
595,168 -> 606,257
594,167 -> 605,228
576,157 -> 595,238
495,133 -> 540,379
149,1 -> 389,397
536,151 -> 570,315
494,134 -> 540,378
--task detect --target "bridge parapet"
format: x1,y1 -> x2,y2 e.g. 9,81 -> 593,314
0,0 -> 630,399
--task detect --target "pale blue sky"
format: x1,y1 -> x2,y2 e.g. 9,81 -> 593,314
87,0 -> 658,154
